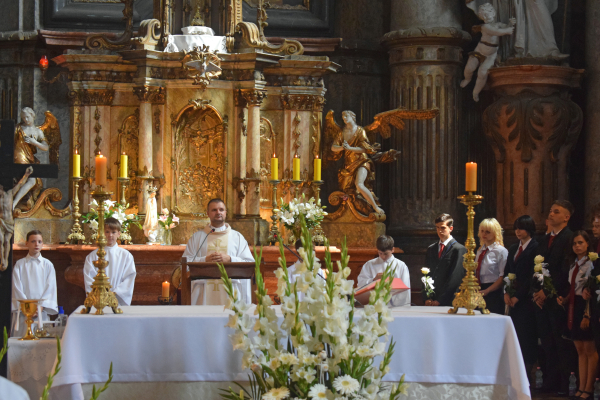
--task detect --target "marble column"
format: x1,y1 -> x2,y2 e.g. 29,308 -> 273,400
483,66 -> 583,230
234,91 -> 248,218
241,89 -> 267,218
585,0 -> 600,223
381,0 -> 470,248
133,85 -> 164,216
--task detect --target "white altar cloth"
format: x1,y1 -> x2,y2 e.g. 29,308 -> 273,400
49,306 -> 530,400
8,338 -> 57,400
164,34 -> 227,54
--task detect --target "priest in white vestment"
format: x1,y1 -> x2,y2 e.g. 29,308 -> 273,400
182,198 -> 254,305
84,218 -> 136,306
11,230 -> 58,337
357,235 -> 411,307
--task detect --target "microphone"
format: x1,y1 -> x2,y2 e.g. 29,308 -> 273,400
274,234 -> 302,262
190,228 -> 215,262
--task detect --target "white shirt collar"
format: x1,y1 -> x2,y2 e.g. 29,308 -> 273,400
551,227 -> 564,236
25,253 -> 42,262
519,238 -> 532,251
210,224 -> 227,232
106,243 -> 119,249
378,256 -> 395,264
440,236 -> 454,247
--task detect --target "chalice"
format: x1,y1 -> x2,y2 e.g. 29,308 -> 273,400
18,299 -> 43,340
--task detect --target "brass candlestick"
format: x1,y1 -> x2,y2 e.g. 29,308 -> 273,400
18,299 -> 42,340
68,177 -> 85,244
268,179 -> 281,244
81,186 -> 123,315
292,179 -> 303,199
310,180 -> 326,245
118,177 -> 130,207
448,192 -> 489,315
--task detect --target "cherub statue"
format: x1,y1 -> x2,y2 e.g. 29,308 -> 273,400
143,186 -> 159,243
325,107 -> 439,219
1,166 -> 33,270
12,107 -> 61,210
460,3 -> 515,102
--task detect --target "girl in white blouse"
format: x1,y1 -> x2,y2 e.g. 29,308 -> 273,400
557,230 -> 596,399
476,218 -> 509,314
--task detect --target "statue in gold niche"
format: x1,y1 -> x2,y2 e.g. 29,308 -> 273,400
12,108 -> 61,211
325,107 -> 439,221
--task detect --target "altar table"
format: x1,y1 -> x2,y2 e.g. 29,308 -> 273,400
47,306 -> 530,400
8,337 -> 58,400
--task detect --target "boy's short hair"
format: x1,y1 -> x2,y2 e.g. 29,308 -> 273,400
552,199 -> 574,216
104,217 -> 122,232
434,213 -> 454,227
294,239 -> 303,251
26,230 -> 43,241
513,215 -> 536,238
376,235 -> 394,252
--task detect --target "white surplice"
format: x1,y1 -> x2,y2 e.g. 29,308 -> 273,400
182,224 -> 254,305
11,254 -> 58,336
84,244 -> 136,306
357,256 -> 411,307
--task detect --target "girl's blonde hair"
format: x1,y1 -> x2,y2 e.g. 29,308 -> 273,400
478,218 -> 504,247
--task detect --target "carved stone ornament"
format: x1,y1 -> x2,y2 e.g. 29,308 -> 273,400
171,102 -> 226,215
182,45 -> 222,90
67,89 -> 115,106
240,89 -> 267,105
85,0 -> 135,51
117,109 -> 140,206
281,94 -> 325,111
132,19 -> 162,49
233,22 -> 304,55
133,86 -> 165,104
14,188 -> 70,219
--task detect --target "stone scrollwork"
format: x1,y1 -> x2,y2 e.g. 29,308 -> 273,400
234,22 -> 304,56
67,89 -> 115,106
482,91 -> 583,163
171,101 -> 226,215
14,188 -> 71,219
85,0 -> 135,50
240,89 -> 267,105
281,94 -> 325,111
133,19 -> 162,49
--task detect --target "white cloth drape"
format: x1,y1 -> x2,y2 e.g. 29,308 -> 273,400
83,244 -> 136,306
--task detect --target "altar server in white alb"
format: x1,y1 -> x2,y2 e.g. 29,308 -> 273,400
11,229 -> 58,336
357,235 -> 411,307
183,198 -> 255,305
84,217 -> 136,306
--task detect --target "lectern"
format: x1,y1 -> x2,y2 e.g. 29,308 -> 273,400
180,257 -> 259,305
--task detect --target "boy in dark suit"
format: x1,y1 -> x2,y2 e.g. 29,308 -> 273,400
424,213 -> 467,307
534,200 -> 574,394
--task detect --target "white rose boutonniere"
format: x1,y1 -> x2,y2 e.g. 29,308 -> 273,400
589,252 -> 598,262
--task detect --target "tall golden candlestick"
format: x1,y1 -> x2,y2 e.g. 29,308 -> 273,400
268,179 -> 281,245
292,179 -> 302,199
310,180 -> 326,245
68,177 -> 85,244
117,177 -> 130,207
448,192 -> 489,315
81,186 -> 123,315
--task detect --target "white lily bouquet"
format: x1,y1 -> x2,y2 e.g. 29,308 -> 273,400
81,200 -> 141,244
420,268 -> 435,301
218,217 -> 408,400
531,256 -> 556,299
277,195 -> 327,243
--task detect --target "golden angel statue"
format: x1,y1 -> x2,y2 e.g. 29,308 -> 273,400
13,107 -> 62,211
325,107 -> 438,221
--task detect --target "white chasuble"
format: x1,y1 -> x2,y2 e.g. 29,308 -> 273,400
183,224 -> 255,305
84,244 -> 137,306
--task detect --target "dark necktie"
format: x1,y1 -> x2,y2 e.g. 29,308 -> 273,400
438,243 -> 445,259
476,248 -> 488,284
568,262 -> 581,331
548,234 -> 556,249
515,245 -> 523,261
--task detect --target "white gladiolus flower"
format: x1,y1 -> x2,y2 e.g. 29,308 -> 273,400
333,375 -> 360,395
104,200 -> 116,208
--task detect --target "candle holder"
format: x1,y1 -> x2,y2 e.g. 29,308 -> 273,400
158,296 -> 173,305
18,299 -> 42,340
310,180 -> 326,245
68,177 -> 85,244
448,192 -> 489,316
268,179 -> 281,244
292,180 -> 303,199
117,177 -> 130,207
81,186 -> 123,315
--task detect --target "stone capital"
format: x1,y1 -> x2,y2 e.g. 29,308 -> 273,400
133,85 -> 165,104
67,89 -> 115,106
281,94 -> 325,111
238,89 -> 267,106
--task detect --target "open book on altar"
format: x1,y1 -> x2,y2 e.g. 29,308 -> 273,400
354,278 -> 409,306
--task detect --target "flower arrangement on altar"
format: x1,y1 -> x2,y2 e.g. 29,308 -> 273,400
420,268 -> 435,301
158,208 -> 179,245
531,255 -> 556,298
81,200 -> 141,244
276,195 -> 327,243
218,216 -> 408,400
